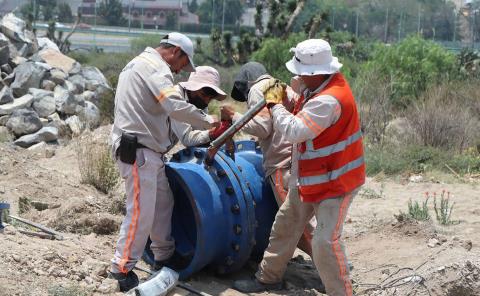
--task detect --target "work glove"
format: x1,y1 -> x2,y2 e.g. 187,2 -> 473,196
208,120 -> 232,140
264,80 -> 287,107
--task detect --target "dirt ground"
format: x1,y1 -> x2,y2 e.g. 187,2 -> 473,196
0,129 -> 479,296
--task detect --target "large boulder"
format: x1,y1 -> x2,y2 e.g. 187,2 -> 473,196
11,62 -> 50,97
29,88 -> 55,118
38,48 -> 76,73
0,14 -> 37,56
68,75 -> 86,93
0,115 -> 9,125
14,126 -> 58,148
50,69 -> 67,85
47,113 -> 70,138
0,13 -> 34,44
0,86 -> 13,105
81,66 -> 111,91
37,37 -> 60,52
65,115 -> 84,136
0,44 -> 9,65
6,108 -> 42,136
54,85 -> 84,115
0,94 -> 33,115
82,101 -> 101,129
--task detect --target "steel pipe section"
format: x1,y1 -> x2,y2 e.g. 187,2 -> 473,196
143,140 -> 277,279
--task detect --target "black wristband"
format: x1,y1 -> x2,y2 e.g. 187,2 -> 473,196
266,102 -> 277,109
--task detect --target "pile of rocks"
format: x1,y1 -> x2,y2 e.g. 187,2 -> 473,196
0,13 -> 112,148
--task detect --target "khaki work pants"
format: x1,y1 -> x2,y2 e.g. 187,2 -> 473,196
256,187 -> 358,296
111,148 -> 175,273
268,168 -> 316,257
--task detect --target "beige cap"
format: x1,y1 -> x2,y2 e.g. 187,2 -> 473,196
179,66 -> 227,101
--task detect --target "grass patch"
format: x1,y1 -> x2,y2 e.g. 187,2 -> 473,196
365,144 -> 480,177
76,134 -> 119,194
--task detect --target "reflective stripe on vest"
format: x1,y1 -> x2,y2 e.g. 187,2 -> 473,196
301,130 -> 363,160
298,156 -> 365,186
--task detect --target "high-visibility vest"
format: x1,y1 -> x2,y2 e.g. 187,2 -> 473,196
293,73 -> 365,202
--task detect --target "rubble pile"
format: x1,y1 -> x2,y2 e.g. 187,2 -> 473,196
0,13 -> 112,148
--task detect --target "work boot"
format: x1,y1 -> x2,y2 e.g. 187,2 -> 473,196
232,278 -> 283,293
109,270 -> 139,292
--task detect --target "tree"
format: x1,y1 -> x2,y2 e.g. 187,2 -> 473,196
57,2 -> 73,23
165,11 -> 178,29
188,0 -> 199,13
197,0 -> 244,26
98,0 -> 126,26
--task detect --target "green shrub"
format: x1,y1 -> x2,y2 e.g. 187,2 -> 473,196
407,197 -> 430,221
251,33 -> 306,82
130,34 -> 162,55
76,135 -> 119,194
365,143 -> 480,176
433,191 -> 456,225
365,36 -> 459,107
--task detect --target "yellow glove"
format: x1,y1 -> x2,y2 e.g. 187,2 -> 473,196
264,80 -> 287,105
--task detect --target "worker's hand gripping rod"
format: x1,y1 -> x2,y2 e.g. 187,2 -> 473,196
205,99 -> 267,166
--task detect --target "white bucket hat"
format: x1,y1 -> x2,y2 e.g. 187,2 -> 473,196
179,66 -> 227,101
285,39 -> 342,76
160,32 -> 196,72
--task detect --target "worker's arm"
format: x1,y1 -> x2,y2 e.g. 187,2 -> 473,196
143,71 -> 215,130
231,87 -> 272,139
170,120 -> 210,147
271,95 -> 341,144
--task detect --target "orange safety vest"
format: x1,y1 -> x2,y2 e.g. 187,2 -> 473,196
293,73 -> 365,202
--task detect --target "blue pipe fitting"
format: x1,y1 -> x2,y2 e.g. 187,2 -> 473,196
143,140 -> 278,279
0,202 -> 10,231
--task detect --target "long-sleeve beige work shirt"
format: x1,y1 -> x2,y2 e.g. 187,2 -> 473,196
111,47 -> 214,154
232,75 -> 293,178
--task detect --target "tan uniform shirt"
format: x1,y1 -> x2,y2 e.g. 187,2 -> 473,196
111,47 -> 213,153
232,75 -> 292,178
271,76 -> 341,188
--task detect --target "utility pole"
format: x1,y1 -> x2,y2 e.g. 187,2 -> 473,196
211,0 -> 215,31
332,5 -> 335,30
32,0 -> 36,28
355,10 -> 359,38
221,0 -> 225,34
398,11 -> 403,41
141,6 -> 144,30
417,4 -> 421,35
384,7 -> 389,42
453,8 -> 456,42
128,0 -> 132,32
94,0 -> 97,49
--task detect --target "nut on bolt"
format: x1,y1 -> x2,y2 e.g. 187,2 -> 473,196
233,224 -> 242,235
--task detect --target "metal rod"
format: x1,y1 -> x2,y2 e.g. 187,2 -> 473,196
209,99 -> 266,149
205,99 -> 266,166
9,215 -> 64,240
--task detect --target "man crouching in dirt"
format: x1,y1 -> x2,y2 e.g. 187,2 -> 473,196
233,39 -> 365,296
109,32 -> 229,292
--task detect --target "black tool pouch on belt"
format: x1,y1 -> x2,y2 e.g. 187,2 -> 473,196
118,133 -> 138,164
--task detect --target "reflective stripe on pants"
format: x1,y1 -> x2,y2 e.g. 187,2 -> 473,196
268,168 -> 315,257
111,148 -> 175,273
256,187 -> 358,296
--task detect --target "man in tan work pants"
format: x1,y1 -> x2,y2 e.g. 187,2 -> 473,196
224,62 -> 316,257
110,33 -> 230,292
233,39 -> 365,296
